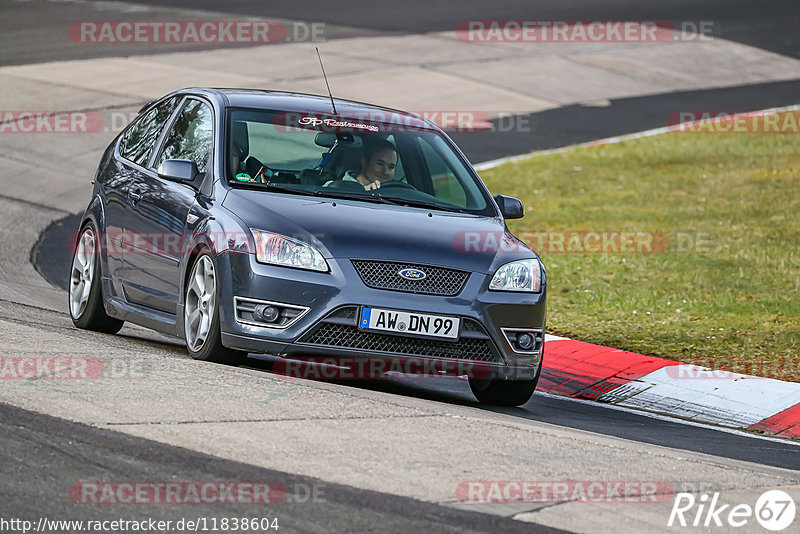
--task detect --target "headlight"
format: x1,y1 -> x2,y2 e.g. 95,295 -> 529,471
489,259 -> 541,292
250,229 -> 329,272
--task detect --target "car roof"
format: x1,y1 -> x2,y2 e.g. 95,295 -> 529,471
168,87 -> 437,131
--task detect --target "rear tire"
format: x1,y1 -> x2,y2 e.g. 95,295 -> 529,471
68,222 -> 124,334
184,252 -> 245,365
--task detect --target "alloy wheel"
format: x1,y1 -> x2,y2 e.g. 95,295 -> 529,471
69,228 -> 96,319
185,255 -> 216,352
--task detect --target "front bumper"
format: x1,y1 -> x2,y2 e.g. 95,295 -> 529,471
218,252 -> 546,380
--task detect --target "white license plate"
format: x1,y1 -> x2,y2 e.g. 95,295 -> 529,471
359,307 -> 459,339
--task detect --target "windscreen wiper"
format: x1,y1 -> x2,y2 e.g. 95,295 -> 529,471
244,182 -> 318,197
375,195 -> 466,213
313,190 -> 400,205
312,189 -> 465,212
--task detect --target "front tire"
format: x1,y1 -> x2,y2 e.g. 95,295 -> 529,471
69,223 -> 124,334
469,357 -> 542,407
184,252 -> 245,365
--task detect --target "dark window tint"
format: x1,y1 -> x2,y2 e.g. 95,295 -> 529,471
155,99 -> 213,172
120,96 -> 180,166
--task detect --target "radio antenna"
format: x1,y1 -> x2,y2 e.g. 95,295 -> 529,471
316,47 -> 337,115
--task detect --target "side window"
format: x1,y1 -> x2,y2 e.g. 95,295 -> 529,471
384,134 -> 405,181
419,137 -> 467,206
156,99 -> 213,172
120,97 -> 179,166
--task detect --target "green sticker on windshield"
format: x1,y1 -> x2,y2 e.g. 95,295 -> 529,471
235,173 -> 252,182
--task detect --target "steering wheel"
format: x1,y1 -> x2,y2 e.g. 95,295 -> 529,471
325,179 -> 369,192
379,181 -> 417,190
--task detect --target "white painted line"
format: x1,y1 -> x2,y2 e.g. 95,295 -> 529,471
474,103 -> 800,171
600,365 -> 800,428
536,391 -> 800,447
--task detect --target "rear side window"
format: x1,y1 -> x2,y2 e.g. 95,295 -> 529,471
120,96 -> 180,166
155,99 -> 214,172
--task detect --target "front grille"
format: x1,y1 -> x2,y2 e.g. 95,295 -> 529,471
351,260 -> 469,296
298,309 -> 499,362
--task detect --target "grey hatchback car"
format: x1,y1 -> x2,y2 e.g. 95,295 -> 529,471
69,88 -> 547,406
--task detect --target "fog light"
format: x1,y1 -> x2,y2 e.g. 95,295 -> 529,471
517,333 -> 535,350
254,304 -> 280,323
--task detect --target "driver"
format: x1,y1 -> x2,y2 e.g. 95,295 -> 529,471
328,140 -> 398,190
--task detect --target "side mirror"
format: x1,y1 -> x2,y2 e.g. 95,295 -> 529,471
494,194 -> 524,219
157,159 -> 200,184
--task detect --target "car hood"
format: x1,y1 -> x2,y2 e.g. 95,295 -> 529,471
221,189 -> 536,274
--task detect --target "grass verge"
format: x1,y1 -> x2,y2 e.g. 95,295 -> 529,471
480,112 -> 800,382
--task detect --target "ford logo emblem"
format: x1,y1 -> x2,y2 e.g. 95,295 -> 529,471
398,268 -> 427,281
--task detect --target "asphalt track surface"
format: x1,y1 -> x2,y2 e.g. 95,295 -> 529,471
3,1 -> 799,163
0,403 -> 564,534
453,78 -> 800,162
2,289 -> 798,531
2,0 -> 798,65
1,289 -> 798,531
4,0 -> 800,163
29,217 -> 800,473
232,355 -> 800,472
4,0 -> 800,531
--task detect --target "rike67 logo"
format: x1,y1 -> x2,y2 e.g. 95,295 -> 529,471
668,490 -> 796,531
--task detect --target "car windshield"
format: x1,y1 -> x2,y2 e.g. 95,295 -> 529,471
226,109 -> 494,216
